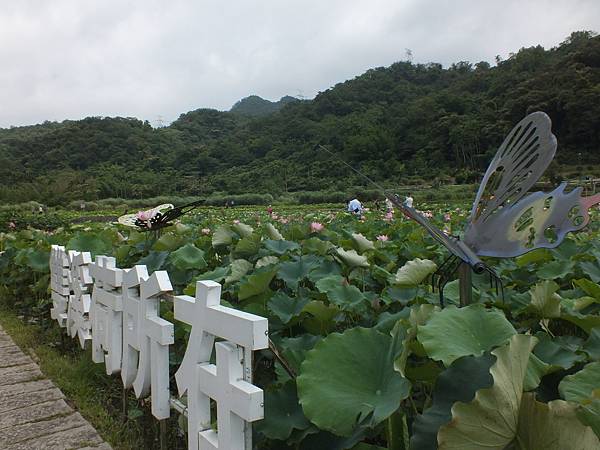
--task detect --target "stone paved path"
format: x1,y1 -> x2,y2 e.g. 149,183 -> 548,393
0,325 -> 112,450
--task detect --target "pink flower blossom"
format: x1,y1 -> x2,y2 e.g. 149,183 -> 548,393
233,219 -> 240,224
384,212 -> 394,222
7,221 -> 15,230
444,213 -> 452,222
376,235 -> 389,241
136,209 -> 157,222
310,222 -> 324,232
201,228 -> 211,235
279,218 -> 289,224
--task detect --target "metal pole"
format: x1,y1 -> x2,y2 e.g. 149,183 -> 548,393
243,346 -> 253,450
160,419 -> 167,450
122,388 -> 128,423
458,263 -> 472,307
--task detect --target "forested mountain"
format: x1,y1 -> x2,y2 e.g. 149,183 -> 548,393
1,31 -> 599,204
229,95 -> 299,116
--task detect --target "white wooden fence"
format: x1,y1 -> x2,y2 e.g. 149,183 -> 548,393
49,245 -> 268,450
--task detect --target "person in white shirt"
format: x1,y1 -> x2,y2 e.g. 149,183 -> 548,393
404,193 -> 414,208
347,198 -> 363,215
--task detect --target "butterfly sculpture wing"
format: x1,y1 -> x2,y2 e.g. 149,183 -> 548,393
464,112 -> 600,257
117,204 -> 174,229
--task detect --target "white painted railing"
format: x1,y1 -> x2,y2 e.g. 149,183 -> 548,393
49,245 -> 268,450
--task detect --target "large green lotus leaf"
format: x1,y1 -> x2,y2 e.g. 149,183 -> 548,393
574,278 -> 600,299
528,280 -> 561,318
238,266 -> 277,300
136,251 -> 169,274
516,394 -> 600,449
335,248 -> 369,268
152,233 -> 184,251
580,262 -> 600,283
255,255 -> 279,268
351,233 -> 374,253
277,334 -> 322,376
516,248 -> 552,267
67,232 -> 112,255
537,259 -> 574,280
265,223 -> 284,240
302,301 -> 339,335
268,291 -> 309,324
559,362 -> 600,438
232,222 -> 254,238
298,428 -> 366,450
326,284 -> 367,313
315,275 -> 345,293
417,305 -> 516,366
410,354 -> 495,450
562,312 -> 600,333
278,256 -> 321,290
394,258 -> 437,286
168,243 -> 206,271
225,259 -> 253,284
264,239 -> 301,255
27,249 -> 50,272
577,400 -> 600,439
308,259 -> 342,282
437,334 -> 536,449
195,266 -> 229,283
233,236 -> 261,258
524,353 -> 556,392
533,332 -> 586,369
559,361 -> 600,403
584,327 -> 600,360
257,381 -> 310,440
183,267 -> 230,295
303,237 -> 334,256
297,327 -> 411,436
212,225 -> 233,247
395,304 -> 439,376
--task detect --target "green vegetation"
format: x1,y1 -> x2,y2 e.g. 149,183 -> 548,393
230,95 -> 299,116
0,31 -> 598,205
0,204 -> 599,448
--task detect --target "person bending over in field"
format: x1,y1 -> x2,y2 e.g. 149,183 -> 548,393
347,198 -> 363,216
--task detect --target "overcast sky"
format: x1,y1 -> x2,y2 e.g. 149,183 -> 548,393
1,0 -> 598,128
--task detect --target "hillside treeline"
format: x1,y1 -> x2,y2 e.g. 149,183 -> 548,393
1,31 -> 598,205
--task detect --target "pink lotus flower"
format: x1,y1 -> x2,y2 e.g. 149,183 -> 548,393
310,222 -> 324,232
7,221 -> 15,230
444,213 -> 452,222
136,209 -> 157,222
233,219 -> 240,224
201,228 -> 211,235
384,212 -> 394,222
376,235 -> 389,241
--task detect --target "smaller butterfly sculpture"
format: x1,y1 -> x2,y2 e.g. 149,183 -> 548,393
117,200 -> 204,231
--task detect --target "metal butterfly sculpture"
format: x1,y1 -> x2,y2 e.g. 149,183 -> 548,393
320,111 -> 600,305
117,200 -> 204,231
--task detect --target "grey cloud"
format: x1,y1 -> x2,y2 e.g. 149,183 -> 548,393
0,0 -> 598,127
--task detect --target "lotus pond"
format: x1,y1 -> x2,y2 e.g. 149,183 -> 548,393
0,203 -> 599,449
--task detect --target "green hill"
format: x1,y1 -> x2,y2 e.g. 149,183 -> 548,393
0,31 -> 599,205
230,95 -> 299,116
